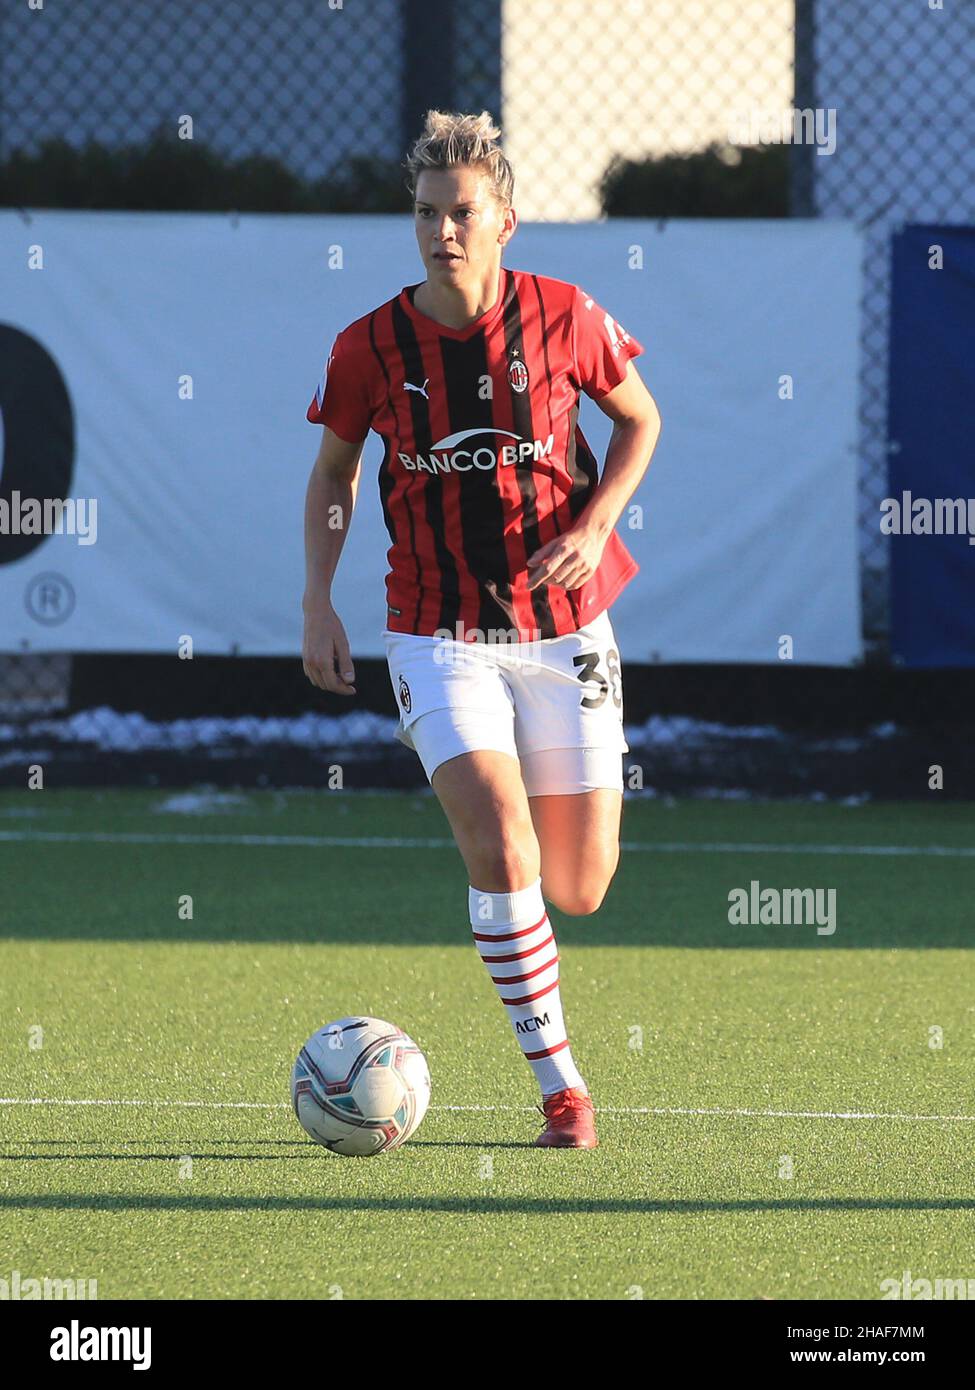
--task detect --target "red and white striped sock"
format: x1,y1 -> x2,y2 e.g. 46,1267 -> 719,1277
468,875 -> 587,1098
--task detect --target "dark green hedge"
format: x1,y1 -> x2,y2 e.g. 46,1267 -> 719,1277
600,142 -> 790,218
1,130 -> 789,217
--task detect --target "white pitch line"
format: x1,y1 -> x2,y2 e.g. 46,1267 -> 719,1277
0,1097 -> 285,1109
0,830 -> 972,858
1,1098 -> 973,1123
0,831 -> 458,849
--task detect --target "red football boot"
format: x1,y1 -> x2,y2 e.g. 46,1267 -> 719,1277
534,1086 -> 598,1149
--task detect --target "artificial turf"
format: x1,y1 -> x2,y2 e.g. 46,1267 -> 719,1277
1,789 -> 973,1299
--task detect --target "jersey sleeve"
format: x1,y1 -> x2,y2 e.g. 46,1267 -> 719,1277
305,328 -> 374,442
571,285 -> 645,399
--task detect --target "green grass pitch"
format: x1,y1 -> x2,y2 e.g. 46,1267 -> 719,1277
1,788 -> 974,1300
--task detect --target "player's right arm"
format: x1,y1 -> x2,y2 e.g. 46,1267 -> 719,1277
302,426 -> 366,696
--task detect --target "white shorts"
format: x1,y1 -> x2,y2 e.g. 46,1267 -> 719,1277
383,609 -> 628,795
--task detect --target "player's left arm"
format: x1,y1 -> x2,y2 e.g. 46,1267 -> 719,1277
526,361 -> 661,591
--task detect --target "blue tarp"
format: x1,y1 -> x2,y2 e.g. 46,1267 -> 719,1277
888,225 -> 975,667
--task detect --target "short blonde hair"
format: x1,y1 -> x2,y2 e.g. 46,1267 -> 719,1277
404,109 -> 514,209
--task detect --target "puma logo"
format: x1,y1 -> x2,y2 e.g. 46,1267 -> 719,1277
403,379 -> 430,400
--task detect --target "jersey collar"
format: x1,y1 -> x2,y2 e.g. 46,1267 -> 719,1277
399,267 -> 508,341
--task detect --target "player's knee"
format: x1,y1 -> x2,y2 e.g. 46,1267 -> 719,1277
548,851 -> 619,916
468,827 -> 538,892
551,884 -> 608,917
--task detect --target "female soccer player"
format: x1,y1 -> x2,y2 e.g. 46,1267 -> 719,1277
303,110 -> 661,1148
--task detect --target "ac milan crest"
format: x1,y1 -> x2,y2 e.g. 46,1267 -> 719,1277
507,358 -> 529,393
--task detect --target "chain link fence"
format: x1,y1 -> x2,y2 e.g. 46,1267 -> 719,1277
1,0 -> 972,780
794,0 -> 975,656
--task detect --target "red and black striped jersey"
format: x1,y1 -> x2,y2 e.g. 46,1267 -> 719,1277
306,267 -> 644,641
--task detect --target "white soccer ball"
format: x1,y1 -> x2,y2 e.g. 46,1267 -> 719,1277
291,1016 -> 431,1156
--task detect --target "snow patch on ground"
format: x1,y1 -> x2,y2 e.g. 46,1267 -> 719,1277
626,715 -> 784,746
152,791 -> 255,815
0,706 -> 807,753
0,708 -> 401,752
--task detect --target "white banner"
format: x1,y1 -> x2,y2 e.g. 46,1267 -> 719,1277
0,212 -> 861,663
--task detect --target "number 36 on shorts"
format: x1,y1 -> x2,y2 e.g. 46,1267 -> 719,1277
573,647 -> 623,710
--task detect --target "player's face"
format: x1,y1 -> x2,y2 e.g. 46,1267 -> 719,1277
413,167 -> 510,281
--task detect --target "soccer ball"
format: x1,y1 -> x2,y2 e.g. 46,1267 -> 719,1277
291,1016 -> 431,1156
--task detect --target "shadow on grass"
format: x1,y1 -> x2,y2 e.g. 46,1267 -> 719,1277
0,1140 -> 537,1159
2,1194 -> 974,1215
